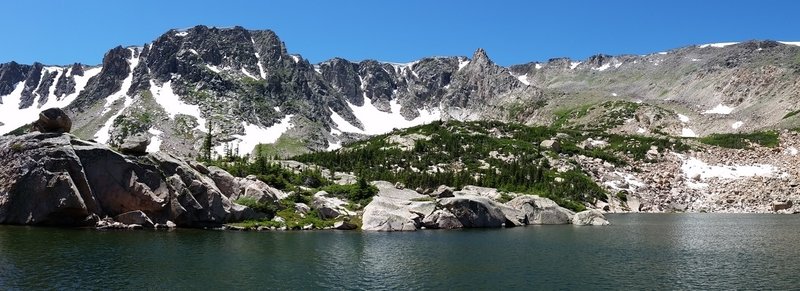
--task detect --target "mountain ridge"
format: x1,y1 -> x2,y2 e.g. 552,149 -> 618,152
1,25 -> 799,158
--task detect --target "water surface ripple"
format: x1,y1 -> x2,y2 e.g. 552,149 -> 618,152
1,214 -> 799,290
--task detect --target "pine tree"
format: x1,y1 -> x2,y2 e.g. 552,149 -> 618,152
202,121 -> 213,161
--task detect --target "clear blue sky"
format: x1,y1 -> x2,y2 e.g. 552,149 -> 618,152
2,0 -> 798,66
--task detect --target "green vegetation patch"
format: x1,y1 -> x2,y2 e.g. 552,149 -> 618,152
699,131 -> 779,149
783,109 -> 800,120
295,120 -> 604,211
320,178 -> 378,207
233,197 -> 278,217
254,136 -> 309,159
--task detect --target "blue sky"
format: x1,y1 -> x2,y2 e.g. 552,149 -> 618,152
1,0 -> 798,66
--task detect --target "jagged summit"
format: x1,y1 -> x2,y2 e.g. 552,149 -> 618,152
471,48 -> 491,64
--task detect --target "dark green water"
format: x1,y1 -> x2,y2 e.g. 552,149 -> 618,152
2,214 -> 799,290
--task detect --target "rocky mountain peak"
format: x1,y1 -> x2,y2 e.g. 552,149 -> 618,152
68,46 -> 133,109
69,63 -> 85,76
0,61 -> 29,97
472,48 -> 492,65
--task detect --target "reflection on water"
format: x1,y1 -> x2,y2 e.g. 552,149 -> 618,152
1,214 -> 800,289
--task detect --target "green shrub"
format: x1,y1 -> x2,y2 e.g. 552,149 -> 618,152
411,197 -> 434,202
783,110 -> 800,120
699,131 -> 779,149
10,143 -> 24,152
234,197 -> 277,217
321,177 -> 378,206
616,191 -> 628,202
276,208 -> 335,230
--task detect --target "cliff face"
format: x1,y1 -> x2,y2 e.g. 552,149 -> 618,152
0,132 -> 267,227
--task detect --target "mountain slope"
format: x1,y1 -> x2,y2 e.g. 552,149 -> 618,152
1,26 -> 799,158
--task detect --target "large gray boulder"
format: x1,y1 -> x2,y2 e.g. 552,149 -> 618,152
497,204 -> 527,226
430,185 -> 454,198
208,167 -> 286,203
572,209 -> 610,226
506,195 -> 574,224
118,133 -> 149,155
361,196 -> 419,231
31,108 -> 72,133
421,209 -> 463,229
439,196 -> 506,228
361,181 -> 430,231
457,185 -> 501,201
311,191 -> 349,219
539,139 -> 561,152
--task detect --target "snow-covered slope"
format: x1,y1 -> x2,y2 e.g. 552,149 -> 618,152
0,65 -> 101,134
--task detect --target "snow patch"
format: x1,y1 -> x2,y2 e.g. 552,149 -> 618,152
290,55 -> 300,63
251,38 -> 267,79
691,58 -> 701,62
677,154 -> 779,181
326,140 -> 342,151
42,68 -> 64,103
95,49 -> 141,143
149,80 -> 207,132
731,121 -> 743,129
569,62 -> 581,70
593,63 -> 611,71
779,41 -> 800,46
205,64 -> 221,73
657,52 -> 668,55
241,68 -> 258,79
146,128 -> 163,153
785,147 -> 798,156
510,72 -> 530,85
218,115 -> 295,156
458,59 -> 470,70
330,97 -> 440,135
100,49 -> 140,115
534,63 -> 543,69
603,171 -> 645,193
681,128 -> 698,137
637,127 -> 646,133
678,114 -> 690,123
698,42 -> 738,48
702,104 -> 735,115
175,31 -> 188,37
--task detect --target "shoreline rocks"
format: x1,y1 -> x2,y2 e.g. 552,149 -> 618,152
361,181 -> 609,231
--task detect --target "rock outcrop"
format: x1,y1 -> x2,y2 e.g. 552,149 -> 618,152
361,181 -> 601,231
118,133 -> 150,155
572,210 -> 611,226
506,195 -> 574,224
0,132 -> 261,228
31,108 -> 72,133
